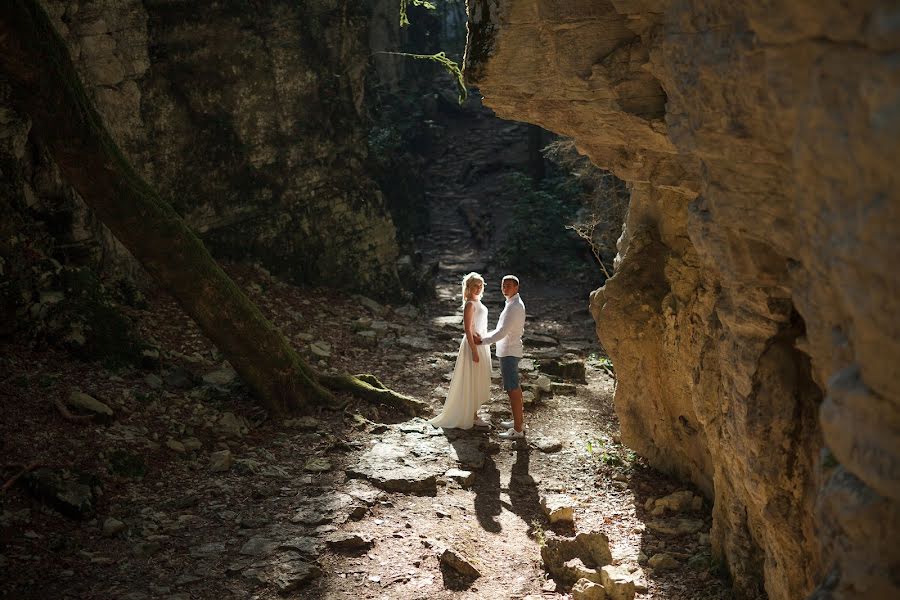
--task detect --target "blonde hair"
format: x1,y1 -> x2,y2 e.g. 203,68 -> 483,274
461,272 -> 485,307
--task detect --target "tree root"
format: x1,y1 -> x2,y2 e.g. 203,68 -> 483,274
52,398 -> 95,422
319,373 -> 432,417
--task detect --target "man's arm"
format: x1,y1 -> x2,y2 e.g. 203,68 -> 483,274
480,305 -> 513,345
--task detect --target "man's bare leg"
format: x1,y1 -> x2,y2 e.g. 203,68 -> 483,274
509,387 -> 524,432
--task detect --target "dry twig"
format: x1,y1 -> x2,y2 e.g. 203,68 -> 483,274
1,461 -> 41,493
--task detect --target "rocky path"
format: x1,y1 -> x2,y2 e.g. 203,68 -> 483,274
0,106 -> 733,600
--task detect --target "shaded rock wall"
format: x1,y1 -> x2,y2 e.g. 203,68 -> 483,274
2,0 -> 401,301
464,1 -> 900,599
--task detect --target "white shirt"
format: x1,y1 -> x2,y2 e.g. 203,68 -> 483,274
481,293 -> 525,357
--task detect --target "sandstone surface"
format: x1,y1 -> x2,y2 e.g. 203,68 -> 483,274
465,1 -> 900,598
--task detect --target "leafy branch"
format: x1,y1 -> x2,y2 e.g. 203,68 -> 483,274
399,0 -> 437,27
376,50 -> 467,103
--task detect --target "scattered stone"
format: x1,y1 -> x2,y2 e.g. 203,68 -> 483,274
646,518 -> 705,536
190,542 -> 226,557
182,437 -> 202,451
279,536 -> 321,557
564,558 -> 604,583
541,494 -> 575,524
295,331 -> 315,342
304,458 -> 332,473
533,436 -> 563,453
165,439 -> 186,453
243,552 -> 320,594
290,509 -> 328,526
348,505 -> 367,520
325,532 -> 373,553
355,330 -> 377,347
651,490 -> 694,515
445,468 -> 475,488
600,565 -> 636,600
397,335 -> 433,351
66,391 -> 113,417
163,366 -> 195,389
346,442 -> 438,495
102,517 -> 127,537
144,374 -> 163,389
572,577 -> 607,600
240,537 -> 280,556
355,295 -> 386,316
202,368 -> 237,387
550,382 -> 578,395
522,390 -> 536,405
343,479 -> 384,506
394,304 -> 419,319
648,552 -> 680,570
697,531 -> 711,546
237,514 -> 270,529
539,359 -> 587,383
309,341 -> 331,358
541,531 -> 612,586
209,450 -> 233,472
24,469 -> 98,519
283,416 -> 321,430
525,333 -> 559,347
217,412 -> 247,438
437,546 -> 481,579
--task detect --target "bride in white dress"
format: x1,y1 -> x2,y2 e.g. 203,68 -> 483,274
428,272 -> 492,429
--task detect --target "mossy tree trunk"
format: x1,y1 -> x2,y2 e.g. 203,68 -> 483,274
0,0 -> 432,419
0,0 -> 334,413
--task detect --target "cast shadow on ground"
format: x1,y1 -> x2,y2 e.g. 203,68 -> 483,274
507,442 -> 548,538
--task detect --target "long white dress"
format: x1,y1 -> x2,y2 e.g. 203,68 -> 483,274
428,300 -> 491,429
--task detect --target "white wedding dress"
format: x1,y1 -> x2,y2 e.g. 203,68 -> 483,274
428,300 -> 491,429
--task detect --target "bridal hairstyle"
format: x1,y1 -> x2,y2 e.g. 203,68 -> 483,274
461,272 -> 485,307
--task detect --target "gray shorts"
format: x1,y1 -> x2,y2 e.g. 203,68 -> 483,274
499,356 -> 521,391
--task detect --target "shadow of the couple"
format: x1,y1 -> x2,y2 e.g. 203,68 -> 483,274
471,440 -> 545,538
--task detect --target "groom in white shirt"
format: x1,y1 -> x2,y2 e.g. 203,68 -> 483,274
475,275 -> 527,439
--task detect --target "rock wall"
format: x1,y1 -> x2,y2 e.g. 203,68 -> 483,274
464,1 -> 900,599
2,0 -> 402,302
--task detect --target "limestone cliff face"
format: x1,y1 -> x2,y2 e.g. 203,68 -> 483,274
3,0 -> 400,297
465,1 -> 900,599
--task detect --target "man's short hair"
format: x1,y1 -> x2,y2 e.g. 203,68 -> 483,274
502,275 -> 519,285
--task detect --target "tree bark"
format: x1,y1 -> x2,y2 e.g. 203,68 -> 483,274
0,0 -> 333,412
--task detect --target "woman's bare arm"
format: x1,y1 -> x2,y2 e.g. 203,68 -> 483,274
463,301 -> 480,362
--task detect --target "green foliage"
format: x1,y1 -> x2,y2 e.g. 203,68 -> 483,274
377,51 -> 467,103
530,519 -> 547,547
400,0 -> 437,26
585,435 -> 634,468
496,172 -> 590,278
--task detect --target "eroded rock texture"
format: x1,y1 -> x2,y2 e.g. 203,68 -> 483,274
465,1 -> 900,598
2,0 -> 400,299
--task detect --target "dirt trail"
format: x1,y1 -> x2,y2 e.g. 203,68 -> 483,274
0,105 -> 731,600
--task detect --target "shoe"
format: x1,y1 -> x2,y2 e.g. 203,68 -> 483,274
472,417 -> 491,428
498,427 -> 525,440
499,420 -> 514,429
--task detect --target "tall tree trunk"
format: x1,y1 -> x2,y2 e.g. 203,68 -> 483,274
0,0 -> 333,413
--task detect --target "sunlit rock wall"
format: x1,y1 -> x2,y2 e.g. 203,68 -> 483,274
2,0 -> 400,297
464,1 -> 900,599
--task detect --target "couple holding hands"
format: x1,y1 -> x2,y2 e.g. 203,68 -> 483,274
429,272 -> 526,439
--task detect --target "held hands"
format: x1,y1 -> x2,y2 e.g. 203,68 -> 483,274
473,333 -> 482,345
